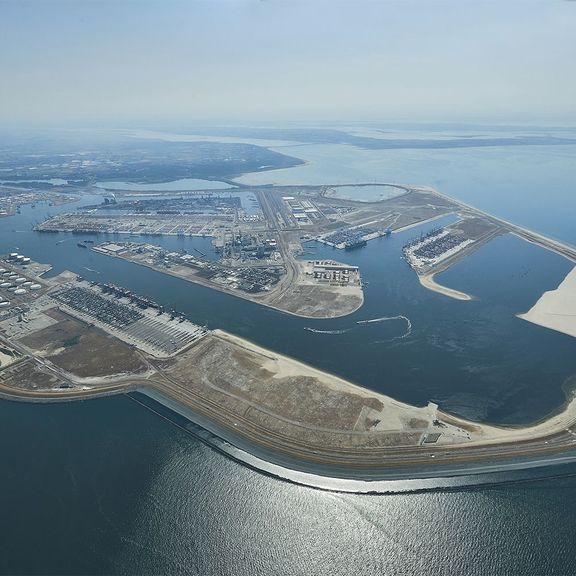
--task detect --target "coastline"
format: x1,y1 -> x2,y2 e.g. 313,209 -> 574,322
519,264 -> 576,338
4,376 -> 576,494
3,326 -> 576,493
418,273 -> 473,301
129,387 -> 576,494
3,182 -> 576,493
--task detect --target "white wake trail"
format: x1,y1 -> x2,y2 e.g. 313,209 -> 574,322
357,315 -> 412,341
303,327 -> 351,335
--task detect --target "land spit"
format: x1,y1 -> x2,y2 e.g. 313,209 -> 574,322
418,273 -> 473,301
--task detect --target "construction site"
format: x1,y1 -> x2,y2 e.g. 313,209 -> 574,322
94,241 -> 285,296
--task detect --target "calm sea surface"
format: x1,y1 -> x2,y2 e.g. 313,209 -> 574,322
1,137 -> 576,574
237,141 -> 576,244
3,397 -> 576,576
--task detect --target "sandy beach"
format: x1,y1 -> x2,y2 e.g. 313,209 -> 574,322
419,273 -> 473,301
519,265 -> 576,338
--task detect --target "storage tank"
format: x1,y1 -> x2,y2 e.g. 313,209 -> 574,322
29,284 -> 42,290
7,286 -> 17,291
15,277 -> 26,284
0,301 -> 10,307
22,257 -> 31,264
2,271 -> 11,276
0,282 -> 12,288
0,268 -> 5,273
22,281 -> 33,286
14,288 -> 26,295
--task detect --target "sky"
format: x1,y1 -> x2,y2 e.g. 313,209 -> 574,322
0,0 -> 575,126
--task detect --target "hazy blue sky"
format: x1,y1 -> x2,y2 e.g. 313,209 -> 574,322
1,0 -> 575,125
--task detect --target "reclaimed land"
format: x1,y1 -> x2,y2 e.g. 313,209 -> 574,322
93,246 -> 364,319
519,265 -> 576,338
4,319 -> 576,489
403,187 -> 576,301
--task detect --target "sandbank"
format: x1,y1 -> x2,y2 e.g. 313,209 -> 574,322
519,265 -> 576,338
419,273 -> 473,301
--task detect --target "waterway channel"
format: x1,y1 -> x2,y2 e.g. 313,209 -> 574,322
2,195 -> 573,425
1,171 -> 576,573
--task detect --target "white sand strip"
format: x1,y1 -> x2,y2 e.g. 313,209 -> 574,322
419,273 -> 472,301
519,265 -> 576,338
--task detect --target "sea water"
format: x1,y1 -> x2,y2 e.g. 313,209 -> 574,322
1,133 -> 576,574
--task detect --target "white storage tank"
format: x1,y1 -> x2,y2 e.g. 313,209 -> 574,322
29,284 -> 42,290
7,286 -> 17,291
22,281 -> 33,286
0,268 -> 5,273
14,288 -> 26,295
15,277 -> 26,284
0,282 -> 12,288
0,301 -> 10,307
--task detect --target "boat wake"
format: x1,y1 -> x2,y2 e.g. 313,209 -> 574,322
305,315 -> 412,340
303,327 -> 351,335
82,266 -> 100,274
357,315 -> 412,341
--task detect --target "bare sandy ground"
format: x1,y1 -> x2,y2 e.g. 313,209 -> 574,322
419,273 -> 472,301
442,394 -> 576,444
264,260 -> 364,318
519,265 -> 576,338
212,331 -> 576,447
